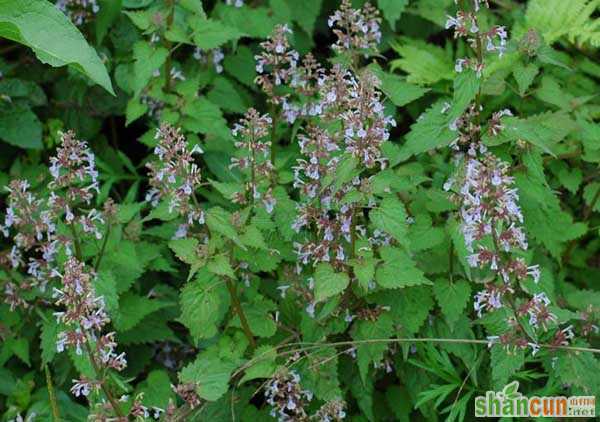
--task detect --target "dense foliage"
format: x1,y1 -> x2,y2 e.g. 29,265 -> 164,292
0,0 -> 599,420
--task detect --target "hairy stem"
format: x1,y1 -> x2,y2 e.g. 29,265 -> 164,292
94,225 -> 111,272
225,278 -> 257,349
45,365 -> 61,422
83,340 -> 124,417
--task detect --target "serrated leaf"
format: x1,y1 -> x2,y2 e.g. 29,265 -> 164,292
179,269 -> 230,342
433,279 -> 470,327
41,318 -> 59,365
352,313 -> 395,383
190,17 -> 244,50
516,173 -> 588,258
390,38 -> 454,85
136,370 -> 175,410
0,105 -> 42,149
399,101 -> 454,161
206,206 -> 245,248
376,247 -> 432,289
378,0 -> 408,29
208,254 -> 236,279
491,345 -> 524,389
131,41 -> 169,96
512,62 -> 539,96
314,263 -> 350,302
239,346 -> 277,384
370,197 -> 408,245
113,293 -> 171,332
179,354 -> 236,401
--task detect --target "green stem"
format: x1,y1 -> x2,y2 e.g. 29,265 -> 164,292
68,224 -> 82,261
269,103 -> 278,170
83,340 -> 124,418
45,365 -> 61,422
163,0 -> 175,93
94,225 -> 111,272
225,278 -> 256,350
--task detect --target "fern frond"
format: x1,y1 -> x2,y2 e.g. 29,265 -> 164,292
526,0 -> 600,47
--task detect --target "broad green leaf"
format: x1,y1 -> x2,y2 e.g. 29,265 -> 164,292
369,64 -> 429,107
0,105 -> 42,149
231,298 -> 277,338
131,41 -> 169,96
390,38 -> 454,85
490,345 -> 524,389
516,173 -> 588,258
136,370 -> 175,410
113,293 -> 171,332
41,318 -> 59,365
376,247 -> 432,289
398,101 -> 454,161
239,346 -> 277,384
314,263 -> 350,302
352,313 -> 395,383
179,354 -> 236,401
370,197 -> 408,245
208,254 -> 236,279
433,279 -> 471,327
512,62 -> 539,96
286,0 -> 322,35
373,286 -> 434,335
378,0 -> 408,29
190,17 -> 244,50
179,269 -> 230,342
0,0 -> 114,94
205,206 -> 245,248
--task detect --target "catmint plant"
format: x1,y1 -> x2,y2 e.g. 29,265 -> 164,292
444,0 -> 572,355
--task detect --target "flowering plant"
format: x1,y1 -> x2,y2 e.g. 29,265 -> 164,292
1,0 -> 599,421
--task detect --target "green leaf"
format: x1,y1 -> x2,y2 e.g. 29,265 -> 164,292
113,293 -> 171,332
378,0 -> 408,29
390,38 -> 454,85
9,338 -> 29,366
314,263 -> 350,302
239,346 -> 277,384
94,270 -> 118,313
369,64 -> 429,107
433,279 -> 471,327
131,41 -> 169,96
370,197 -> 408,245
179,269 -> 230,342
286,0 -> 322,35
449,71 -> 480,120
516,173 -> 588,258
96,0 -> 122,44
398,101 -> 454,161
0,105 -> 42,149
179,354 -> 236,401
103,240 -> 145,293
490,345 -> 524,389
208,254 -> 236,279
373,286 -> 434,335
231,297 -> 277,338
0,0 -> 114,94
407,213 -> 445,252
190,17 -> 244,50
352,313 -> 395,383
512,62 -> 539,96
41,318 -> 59,365
376,247 -> 432,289
490,112 -> 577,155
136,370 -> 175,410
205,207 -> 245,248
